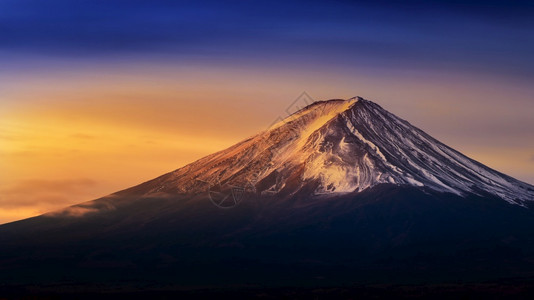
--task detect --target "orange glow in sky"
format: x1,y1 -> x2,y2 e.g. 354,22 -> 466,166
1,63 -> 533,224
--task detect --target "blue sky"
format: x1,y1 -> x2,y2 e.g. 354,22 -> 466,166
2,0 -> 534,80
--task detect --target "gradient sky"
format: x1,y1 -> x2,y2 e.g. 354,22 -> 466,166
1,0 -> 533,224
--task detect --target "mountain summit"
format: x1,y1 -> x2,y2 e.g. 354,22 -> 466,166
2,97 -> 534,295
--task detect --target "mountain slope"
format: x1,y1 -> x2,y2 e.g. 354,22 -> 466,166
1,97 -> 534,296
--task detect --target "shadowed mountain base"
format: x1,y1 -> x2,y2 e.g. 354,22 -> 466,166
2,185 -> 534,298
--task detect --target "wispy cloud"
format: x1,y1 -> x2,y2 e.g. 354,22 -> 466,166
0,134 -> 22,141
0,178 -> 102,224
70,133 -> 96,140
0,178 -> 97,208
45,206 -> 99,218
45,197 -> 117,218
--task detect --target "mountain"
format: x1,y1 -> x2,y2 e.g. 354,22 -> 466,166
112,97 -> 532,205
1,97 -> 534,298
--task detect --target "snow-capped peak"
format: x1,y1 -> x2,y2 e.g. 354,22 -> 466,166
134,97 -> 534,206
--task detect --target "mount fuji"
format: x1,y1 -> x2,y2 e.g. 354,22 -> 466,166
1,97 -> 534,297
120,96 -> 532,205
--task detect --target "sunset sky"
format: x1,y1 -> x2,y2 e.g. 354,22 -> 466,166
1,0 -> 534,224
